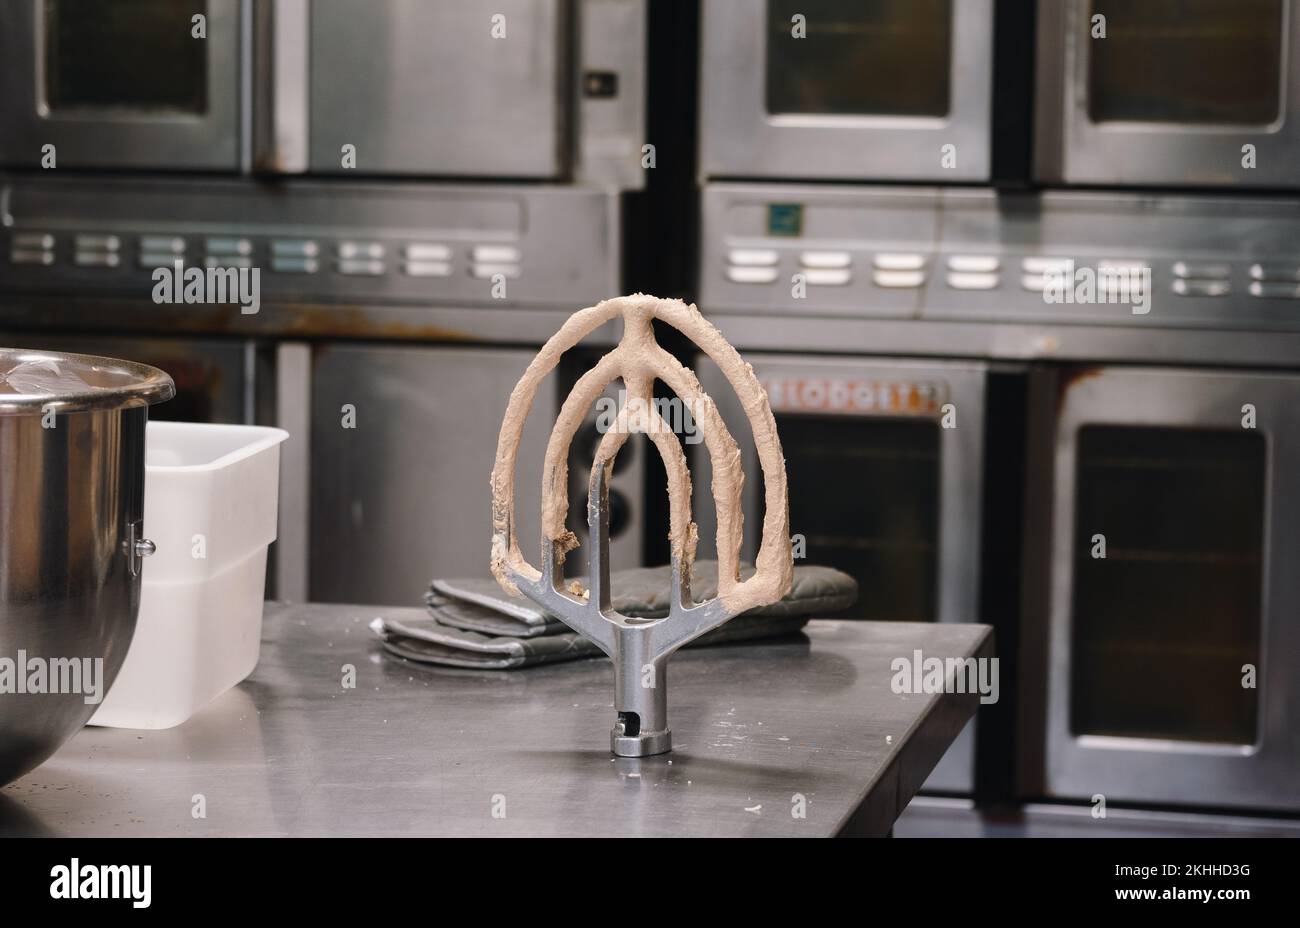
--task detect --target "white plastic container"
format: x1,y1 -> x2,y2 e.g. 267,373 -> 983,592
90,421 -> 289,729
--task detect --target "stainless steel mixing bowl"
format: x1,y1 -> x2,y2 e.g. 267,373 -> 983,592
0,348 -> 174,785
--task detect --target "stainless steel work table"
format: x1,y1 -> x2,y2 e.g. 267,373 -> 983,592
2,603 -> 993,837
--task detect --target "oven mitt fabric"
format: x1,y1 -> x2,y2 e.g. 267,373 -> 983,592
373,614 -> 603,669
421,591 -> 569,639
376,561 -> 857,670
430,561 -> 858,634
373,609 -> 818,670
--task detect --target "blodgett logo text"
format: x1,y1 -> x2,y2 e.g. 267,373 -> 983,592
0,652 -> 104,704
50,859 -> 151,909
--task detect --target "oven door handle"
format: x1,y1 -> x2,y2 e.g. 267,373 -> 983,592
252,0 -> 309,173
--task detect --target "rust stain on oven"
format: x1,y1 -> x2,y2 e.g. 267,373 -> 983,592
1056,365 -> 1103,407
273,304 -> 476,342
6,299 -> 480,343
113,304 -> 474,342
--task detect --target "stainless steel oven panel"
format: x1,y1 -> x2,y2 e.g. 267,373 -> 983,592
574,0 -> 648,190
694,353 -> 987,792
1036,0 -> 1300,188
310,344 -> 557,606
700,183 -> 942,319
308,344 -> 644,607
304,0 -> 565,178
0,0 -> 245,171
252,0 -> 309,173
275,342 -> 311,604
1040,366 -> 1300,810
252,0 -> 645,185
699,0 -> 993,182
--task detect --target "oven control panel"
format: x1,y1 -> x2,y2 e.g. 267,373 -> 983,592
9,232 -> 524,283
702,183 -> 1300,333
0,178 -> 617,310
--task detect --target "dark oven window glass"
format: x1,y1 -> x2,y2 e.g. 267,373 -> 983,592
782,414 -> 939,621
1070,426 -> 1264,744
1087,0 -> 1283,124
44,0 -> 208,112
766,0 -> 952,117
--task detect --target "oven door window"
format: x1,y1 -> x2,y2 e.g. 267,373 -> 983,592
1070,425 -> 1264,744
44,0 -> 208,113
783,414 -> 939,621
1087,0 -> 1284,125
765,0 -> 952,117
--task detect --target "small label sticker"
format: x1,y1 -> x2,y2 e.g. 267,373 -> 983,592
767,203 -> 803,237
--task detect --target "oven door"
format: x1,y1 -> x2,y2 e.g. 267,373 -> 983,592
700,0 -> 993,182
308,344 -> 645,606
310,344 -> 554,605
1027,366 -> 1300,811
0,0 -> 243,171
695,354 -> 987,791
293,0 -> 565,179
254,0 -> 643,185
1036,0 -> 1300,188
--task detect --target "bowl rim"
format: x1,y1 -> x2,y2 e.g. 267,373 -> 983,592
0,347 -> 176,416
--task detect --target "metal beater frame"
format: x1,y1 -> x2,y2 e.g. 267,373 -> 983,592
505,464 -> 735,756
491,295 -> 792,757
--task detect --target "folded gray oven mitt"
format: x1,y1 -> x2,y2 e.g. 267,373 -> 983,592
371,561 -> 858,670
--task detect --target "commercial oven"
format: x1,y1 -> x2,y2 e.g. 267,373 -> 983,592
1036,0 -> 1300,188
1019,364 -> 1300,812
694,1 -> 1300,821
699,0 -> 995,182
0,0 -> 647,187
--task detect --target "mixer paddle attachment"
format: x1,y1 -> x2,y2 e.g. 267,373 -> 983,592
489,294 -> 793,757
